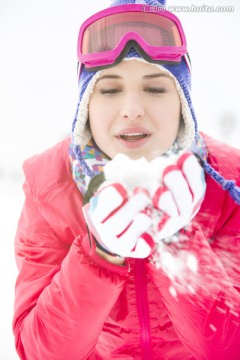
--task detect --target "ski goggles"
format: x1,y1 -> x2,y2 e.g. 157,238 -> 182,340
77,4 -> 187,72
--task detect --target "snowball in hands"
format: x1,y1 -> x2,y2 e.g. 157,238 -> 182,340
83,152 -> 206,258
104,152 -> 206,242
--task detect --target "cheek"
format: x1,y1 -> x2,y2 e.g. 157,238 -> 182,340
89,95 -> 118,134
89,97 -> 103,133
167,94 -> 181,115
169,95 -> 181,123
89,100 -> 112,146
154,96 -> 181,128
89,115 -> 105,141
173,98 -> 181,131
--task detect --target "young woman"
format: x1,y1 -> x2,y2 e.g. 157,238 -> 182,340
13,1 -> 240,359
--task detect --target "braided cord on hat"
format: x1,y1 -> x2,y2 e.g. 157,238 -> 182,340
203,161 -> 240,205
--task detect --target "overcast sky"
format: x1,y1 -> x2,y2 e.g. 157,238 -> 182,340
0,1 -> 239,359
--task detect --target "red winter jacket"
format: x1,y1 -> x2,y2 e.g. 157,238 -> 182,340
13,133 -> 240,360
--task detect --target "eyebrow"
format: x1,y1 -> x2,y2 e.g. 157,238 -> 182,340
96,73 -> 168,82
143,73 -> 168,79
96,75 -> 122,82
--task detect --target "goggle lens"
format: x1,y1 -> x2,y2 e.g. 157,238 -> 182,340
81,12 -> 183,55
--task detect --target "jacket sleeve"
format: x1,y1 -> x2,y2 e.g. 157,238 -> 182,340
145,200 -> 240,360
13,179 -> 129,360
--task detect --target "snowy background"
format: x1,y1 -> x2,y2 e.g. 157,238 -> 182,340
0,0 -> 239,358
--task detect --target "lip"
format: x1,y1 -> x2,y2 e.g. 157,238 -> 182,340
116,127 -> 151,149
117,127 -> 151,136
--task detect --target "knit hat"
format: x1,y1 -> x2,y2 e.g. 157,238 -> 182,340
71,0 -> 240,204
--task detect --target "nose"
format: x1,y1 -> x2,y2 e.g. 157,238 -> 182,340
120,92 -> 145,121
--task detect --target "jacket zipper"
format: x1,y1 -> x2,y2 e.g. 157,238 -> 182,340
135,259 -> 153,360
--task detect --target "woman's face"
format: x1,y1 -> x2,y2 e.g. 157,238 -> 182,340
89,60 -> 181,160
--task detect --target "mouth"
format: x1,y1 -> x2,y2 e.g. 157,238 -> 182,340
119,132 -> 150,141
116,128 -> 151,149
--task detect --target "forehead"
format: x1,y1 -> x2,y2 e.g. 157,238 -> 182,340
98,59 -> 170,79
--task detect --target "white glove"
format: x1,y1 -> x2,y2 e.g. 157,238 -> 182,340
83,183 -> 154,258
151,152 -> 206,241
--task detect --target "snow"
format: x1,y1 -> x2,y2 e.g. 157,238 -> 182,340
104,152 -> 179,195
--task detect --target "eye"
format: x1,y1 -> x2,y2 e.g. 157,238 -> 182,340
100,88 -> 121,95
145,87 -> 167,94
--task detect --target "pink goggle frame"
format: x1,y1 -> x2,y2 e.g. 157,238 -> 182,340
77,5 -> 187,71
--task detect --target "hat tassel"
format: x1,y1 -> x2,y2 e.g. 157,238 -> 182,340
203,161 -> 240,205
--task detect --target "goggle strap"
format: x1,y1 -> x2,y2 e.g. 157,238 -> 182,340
184,53 -> 192,72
